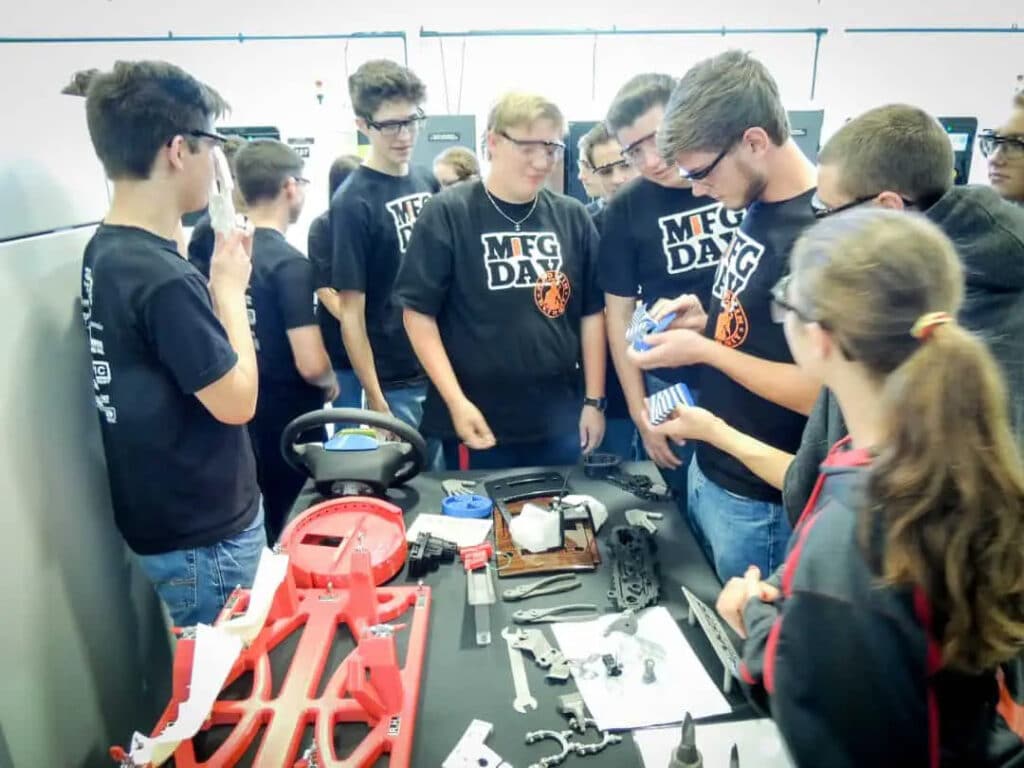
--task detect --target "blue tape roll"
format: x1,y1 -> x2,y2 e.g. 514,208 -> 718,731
441,494 -> 493,519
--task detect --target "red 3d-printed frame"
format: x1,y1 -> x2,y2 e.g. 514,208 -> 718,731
113,545 -> 429,768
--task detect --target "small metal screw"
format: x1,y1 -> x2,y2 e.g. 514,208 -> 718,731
642,658 -> 656,684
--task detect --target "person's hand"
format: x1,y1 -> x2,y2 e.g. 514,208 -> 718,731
365,393 -> 393,416
636,417 -> 683,470
322,375 -> 340,404
451,397 -> 496,450
579,404 -> 606,455
627,328 -> 712,370
649,293 -> 708,332
208,225 -> 254,296
650,404 -> 718,445
716,566 -> 781,638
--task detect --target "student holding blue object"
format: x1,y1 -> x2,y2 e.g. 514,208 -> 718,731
634,52 -> 820,582
599,73 -> 743,502
729,209 -> 1024,768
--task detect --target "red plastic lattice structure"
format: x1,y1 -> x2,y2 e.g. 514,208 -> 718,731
113,528 -> 429,768
279,496 -> 408,588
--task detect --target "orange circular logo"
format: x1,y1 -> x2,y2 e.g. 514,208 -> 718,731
714,290 -> 749,348
534,270 -> 571,318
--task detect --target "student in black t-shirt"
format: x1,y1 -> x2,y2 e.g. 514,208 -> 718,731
234,139 -> 338,541
629,51 -> 820,582
600,73 -> 744,498
187,134 -> 247,278
577,131 -> 604,216
396,92 -> 607,469
77,61 -> 265,626
581,121 -> 637,233
309,154 -> 363,409
330,59 -> 441,467
579,121 -> 640,459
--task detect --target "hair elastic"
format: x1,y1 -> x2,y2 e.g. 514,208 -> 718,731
910,312 -> 953,341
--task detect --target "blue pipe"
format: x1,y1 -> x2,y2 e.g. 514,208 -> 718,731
0,31 -> 409,63
420,26 -> 828,38
845,26 -> 1022,34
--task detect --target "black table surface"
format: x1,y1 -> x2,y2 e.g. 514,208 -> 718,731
289,463 -> 759,767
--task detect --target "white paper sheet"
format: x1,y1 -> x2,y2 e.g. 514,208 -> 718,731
633,719 -> 794,768
550,606 -> 730,731
221,548 -> 289,644
128,623 -> 244,765
405,513 -> 492,549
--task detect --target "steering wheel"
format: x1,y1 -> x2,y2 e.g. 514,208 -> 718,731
280,408 -> 428,497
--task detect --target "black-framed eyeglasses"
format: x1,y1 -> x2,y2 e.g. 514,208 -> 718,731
498,130 -> 566,161
365,109 -> 426,137
620,131 -> 656,166
810,191 -> 918,219
678,141 -> 736,182
593,158 -> 629,177
770,274 -> 816,325
979,129 -> 1024,159
166,128 -> 228,147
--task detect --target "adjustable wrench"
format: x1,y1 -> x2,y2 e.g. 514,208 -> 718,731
502,626 -> 538,713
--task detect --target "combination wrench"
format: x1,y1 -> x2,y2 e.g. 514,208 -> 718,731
501,626 -> 538,713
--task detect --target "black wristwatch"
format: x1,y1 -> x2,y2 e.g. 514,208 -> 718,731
583,396 -> 607,412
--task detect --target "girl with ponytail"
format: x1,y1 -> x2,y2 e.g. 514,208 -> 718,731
732,208 -> 1024,767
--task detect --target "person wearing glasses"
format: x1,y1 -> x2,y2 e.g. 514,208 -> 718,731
630,52 -> 819,582
186,134 -> 248,278
578,121 -> 640,460
725,209 -> 1024,768
330,59 -> 440,465
579,121 -> 638,232
77,61 -> 265,625
396,92 -> 607,469
983,92 -> 1024,205
576,132 -> 605,214
652,103 -> 1024,567
233,139 -> 337,542
599,73 -> 744,504
433,145 -> 480,189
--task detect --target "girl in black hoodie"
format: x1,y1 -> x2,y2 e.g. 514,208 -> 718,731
726,209 -> 1024,768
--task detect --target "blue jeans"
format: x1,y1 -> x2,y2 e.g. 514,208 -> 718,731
332,368 -> 363,410
137,504 -> 267,627
644,374 -> 697,499
369,382 -> 444,471
687,457 -> 792,582
443,432 -> 580,470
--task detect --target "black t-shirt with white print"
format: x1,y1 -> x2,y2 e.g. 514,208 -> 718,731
697,189 -> 817,502
308,211 -> 349,370
81,224 -> 259,555
598,177 -> 744,388
395,180 -> 605,443
247,227 -> 319,395
330,165 -> 437,385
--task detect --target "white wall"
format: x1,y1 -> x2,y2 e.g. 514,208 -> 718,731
2,1 -> 1021,248
0,3 -> 1021,766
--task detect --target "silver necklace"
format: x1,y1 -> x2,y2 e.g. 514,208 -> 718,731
484,184 -> 538,232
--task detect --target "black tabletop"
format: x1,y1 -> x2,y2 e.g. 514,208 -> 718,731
288,463 -> 758,767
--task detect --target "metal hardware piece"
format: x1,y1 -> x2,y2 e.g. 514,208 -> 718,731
642,658 -> 656,684
625,508 -> 664,534
502,626 -> 538,713
525,729 -> 574,768
513,603 -> 601,625
502,573 -> 583,602
511,628 -> 572,681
